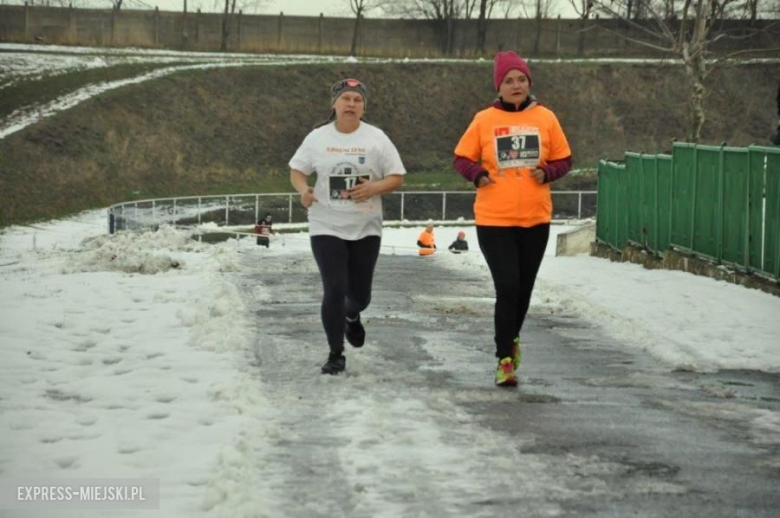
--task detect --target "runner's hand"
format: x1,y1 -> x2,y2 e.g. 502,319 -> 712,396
531,168 -> 546,183
348,178 -> 374,202
301,187 -> 317,208
476,175 -> 495,188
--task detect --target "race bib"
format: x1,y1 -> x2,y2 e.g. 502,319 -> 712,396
494,126 -> 541,171
328,162 -> 371,208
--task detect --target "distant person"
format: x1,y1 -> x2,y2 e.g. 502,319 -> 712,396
453,51 -> 572,387
289,78 -> 405,375
417,221 -> 436,256
772,83 -> 780,146
448,231 -> 469,253
254,213 -> 274,247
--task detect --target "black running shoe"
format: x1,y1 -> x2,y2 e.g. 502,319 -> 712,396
345,315 -> 365,348
321,352 -> 346,375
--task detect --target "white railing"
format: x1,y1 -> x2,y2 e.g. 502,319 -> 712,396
107,190 -> 597,234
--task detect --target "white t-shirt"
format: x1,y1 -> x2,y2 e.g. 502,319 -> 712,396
289,121 -> 406,240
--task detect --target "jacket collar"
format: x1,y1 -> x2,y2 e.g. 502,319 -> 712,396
492,95 -> 537,112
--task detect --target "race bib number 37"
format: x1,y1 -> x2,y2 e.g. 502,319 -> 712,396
494,126 -> 541,170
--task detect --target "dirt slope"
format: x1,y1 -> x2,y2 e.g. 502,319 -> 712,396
0,62 -> 776,225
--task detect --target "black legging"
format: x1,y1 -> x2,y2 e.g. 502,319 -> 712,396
310,235 -> 381,353
477,224 -> 550,359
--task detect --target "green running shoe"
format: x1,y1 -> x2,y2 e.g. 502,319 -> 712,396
495,357 -> 518,387
511,337 -> 521,371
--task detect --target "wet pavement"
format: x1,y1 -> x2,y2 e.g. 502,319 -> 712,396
239,250 -> 780,517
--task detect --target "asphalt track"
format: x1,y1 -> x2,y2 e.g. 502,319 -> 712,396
241,249 -> 780,517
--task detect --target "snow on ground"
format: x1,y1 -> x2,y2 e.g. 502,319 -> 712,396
5,42 -> 779,64
1,211 -> 779,515
0,212 -> 287,517
0,46 -> 334,88
0,61 -> 322,139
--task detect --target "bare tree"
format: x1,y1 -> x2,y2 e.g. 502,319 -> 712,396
384,0 -> 475,55
518,0 -> 555,54
463,0 -> 480,18
384,0 -> 524,55
104,0 -> 154,9
108,0 -> 154,9
347,0 -> 388,56
476,0 -> 522,53
220,0 -> 232,51
498,0 -> 525,17
477,0 -> 489,53
594,0 -> 776,141
396,0 -> 458,54
741,0 -> 761,22
567,0 -> 595,55
217,0 -> 265,51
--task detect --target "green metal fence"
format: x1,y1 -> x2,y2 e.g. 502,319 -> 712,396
596,143 -> 780,282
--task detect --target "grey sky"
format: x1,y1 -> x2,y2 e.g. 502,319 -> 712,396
133,0 -> 574,18
143,0 -> 378,16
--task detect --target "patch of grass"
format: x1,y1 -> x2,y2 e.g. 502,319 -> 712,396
552,167 -> 598,191
401,170 -> 473,191
401,168 -> 598,192
0,62 -> 190,120
2,61 -> 773,228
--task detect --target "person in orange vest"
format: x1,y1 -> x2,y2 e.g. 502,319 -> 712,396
417,221 -> 436,256
454,51 -> 572,387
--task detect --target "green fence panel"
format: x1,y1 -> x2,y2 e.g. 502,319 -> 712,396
671,144 -> 695,251
604,161 -> 619,249
641,155 -> 658,252
657,155 -> 672,254
616,162 -> 629,250
764,150 -> 780,280
597,160 -> 628,250
597,144 -> 777,281
625,153 -> 644,247
747,148 -> 766,273
596,161 -> 609,244
691,145 -> 721,261
720,148 -> 749,267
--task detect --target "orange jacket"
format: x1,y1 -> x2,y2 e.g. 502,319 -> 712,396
454,104 -> 571,227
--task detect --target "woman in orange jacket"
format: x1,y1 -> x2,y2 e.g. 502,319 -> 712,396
453,51 -> 572,387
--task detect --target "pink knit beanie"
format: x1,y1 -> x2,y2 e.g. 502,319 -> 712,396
493,51 -> 531,91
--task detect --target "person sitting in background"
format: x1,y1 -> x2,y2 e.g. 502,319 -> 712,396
448,231 -> 469,253
417,221 -> 436,256
254,213 -> 274,247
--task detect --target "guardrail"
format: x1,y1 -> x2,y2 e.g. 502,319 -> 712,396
107,190 -> 597,234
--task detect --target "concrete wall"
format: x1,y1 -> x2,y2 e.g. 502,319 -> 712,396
556,223 -> 596,257
1,5 -> 777,57
590,241 -> 780,297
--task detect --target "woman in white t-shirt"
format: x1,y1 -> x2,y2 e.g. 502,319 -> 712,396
289,78 -> 406,375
